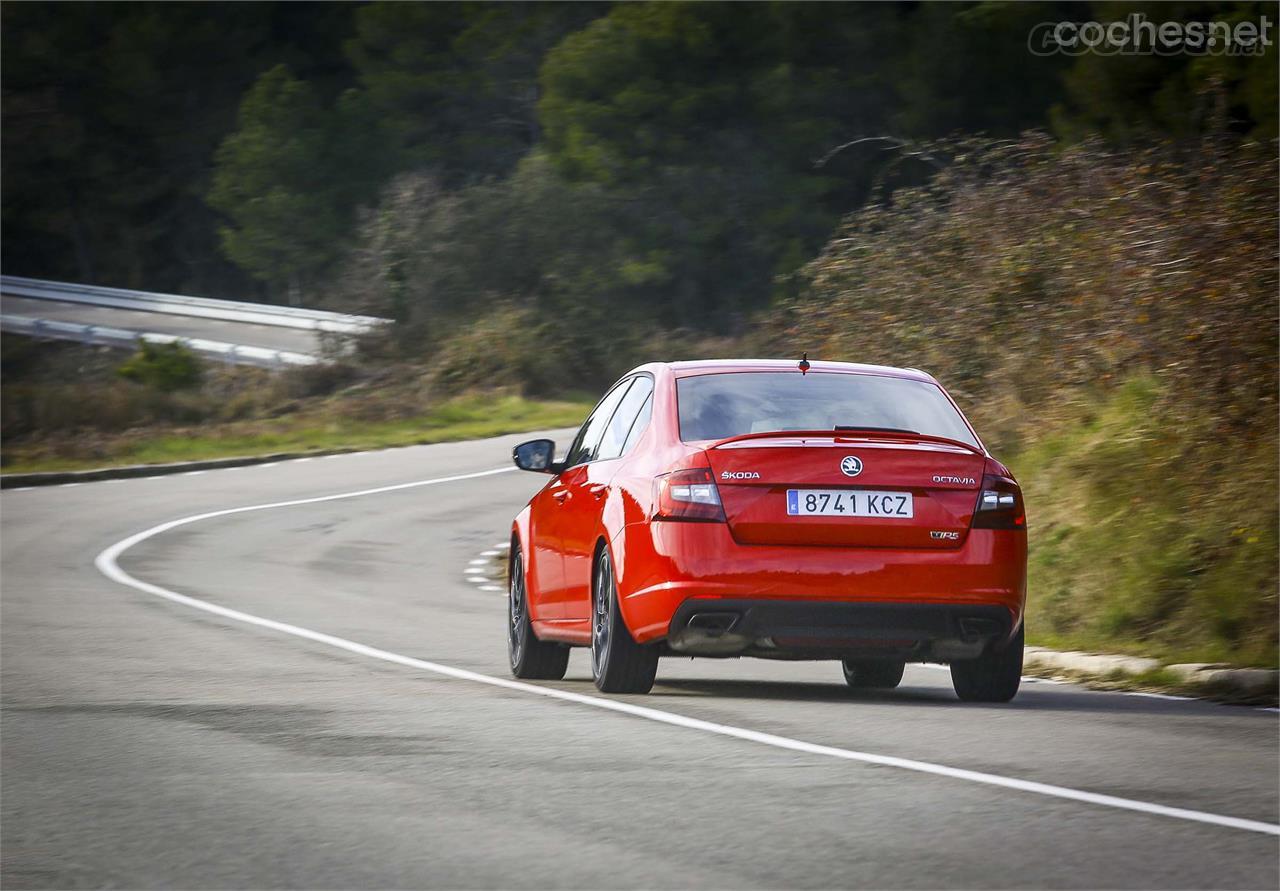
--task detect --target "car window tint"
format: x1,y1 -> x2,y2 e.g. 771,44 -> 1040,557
620,391 -> 653,455
676,372 -> 978,447
597,376 -> 654,461
566,378 -> 634,466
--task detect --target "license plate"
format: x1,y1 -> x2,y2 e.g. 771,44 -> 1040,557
786,489 -> 913,518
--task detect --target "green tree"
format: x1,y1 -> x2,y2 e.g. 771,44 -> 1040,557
1,3 -> 357,296
1051,1 -> 1279,141
892,2 -> 1077,139
538,2 -> 906,325
209,65 -> 388,301
348,1 -> 606,185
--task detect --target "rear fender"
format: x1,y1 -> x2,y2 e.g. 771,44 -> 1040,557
606,523 -> 646,637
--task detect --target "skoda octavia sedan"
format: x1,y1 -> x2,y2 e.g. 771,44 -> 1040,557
508,359 -> 1027,701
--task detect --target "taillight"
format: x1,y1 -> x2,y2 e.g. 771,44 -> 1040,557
653,468 -> 726,522
972,474 -> 1026,530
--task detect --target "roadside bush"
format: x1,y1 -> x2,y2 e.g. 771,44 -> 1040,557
329,154 -> 686,364
276,361 -> 359,400
426,298 -> 746,399
1,381 -> 213,437
429,303 -> 587,397
117,341 -> 204,392
766,133 -> 1278,449
0,334 -> 42,377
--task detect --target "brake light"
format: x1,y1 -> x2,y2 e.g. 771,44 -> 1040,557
653,468 -> 726,522
971,474 -> 1026,530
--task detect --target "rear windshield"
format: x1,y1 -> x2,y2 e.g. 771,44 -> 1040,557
676,372 -> 978,447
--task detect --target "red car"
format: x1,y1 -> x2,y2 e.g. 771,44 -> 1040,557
508,359 -> 1027,701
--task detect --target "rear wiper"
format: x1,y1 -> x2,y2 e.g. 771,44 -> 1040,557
833,426 -> 919,435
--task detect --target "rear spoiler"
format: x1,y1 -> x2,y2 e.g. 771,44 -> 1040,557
707,428 -> 985,456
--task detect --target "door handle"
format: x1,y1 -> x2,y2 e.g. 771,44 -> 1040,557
587,484 -> 607,500
552,490 -> 571,503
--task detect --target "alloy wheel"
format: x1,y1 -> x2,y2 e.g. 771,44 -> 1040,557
591,553 -> 612,678
508,550 -> 525,666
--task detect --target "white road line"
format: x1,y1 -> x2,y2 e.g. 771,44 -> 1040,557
92,466 -> 1280,839
1125,691 -> 1194,702
182,470 -> 206,477
473,549 -> 506,594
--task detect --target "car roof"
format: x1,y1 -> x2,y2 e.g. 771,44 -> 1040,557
638,359 -> 937,383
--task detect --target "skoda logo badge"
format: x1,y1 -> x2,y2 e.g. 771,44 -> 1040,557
840,455 -> 863,477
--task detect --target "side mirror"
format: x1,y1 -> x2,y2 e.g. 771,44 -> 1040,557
513,438 -> 558,473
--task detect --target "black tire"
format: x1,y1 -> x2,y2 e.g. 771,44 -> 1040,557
508,545 -> 569,680
591,548 -> 658,694
842,659 -> 906,689
950,623 -> 1024,703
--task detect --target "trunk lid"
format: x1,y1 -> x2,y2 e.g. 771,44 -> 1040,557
705,434 -> 985,548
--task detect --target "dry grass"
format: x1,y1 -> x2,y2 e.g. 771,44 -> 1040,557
1,339 -> 588,472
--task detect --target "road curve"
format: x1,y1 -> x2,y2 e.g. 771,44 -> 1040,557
2,432 -> 1277,889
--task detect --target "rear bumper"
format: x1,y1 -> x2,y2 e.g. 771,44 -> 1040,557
613,520 -> 1026,649
666,599 -> 1012,660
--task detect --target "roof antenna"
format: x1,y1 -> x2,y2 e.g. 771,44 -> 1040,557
798,352 -> 810,375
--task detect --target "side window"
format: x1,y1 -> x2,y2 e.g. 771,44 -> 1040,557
564,379 -> 634,467
597,376 -> 654,461
620,391 -> 653,455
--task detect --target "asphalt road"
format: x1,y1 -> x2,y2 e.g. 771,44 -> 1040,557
2,431 -> 1277,889
0,295 -> 324,355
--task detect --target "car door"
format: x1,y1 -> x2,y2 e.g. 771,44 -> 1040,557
526,476 -> 570,623
536,379 -> 635,621
558,375 -> 655,623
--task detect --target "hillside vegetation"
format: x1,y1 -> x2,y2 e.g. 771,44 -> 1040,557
761,135 -> 1277,666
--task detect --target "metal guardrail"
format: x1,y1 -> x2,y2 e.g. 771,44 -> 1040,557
0,275 -> 388,335
0,314 -> 318,368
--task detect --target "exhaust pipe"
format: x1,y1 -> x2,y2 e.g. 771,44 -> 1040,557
686,612 -> 739,638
